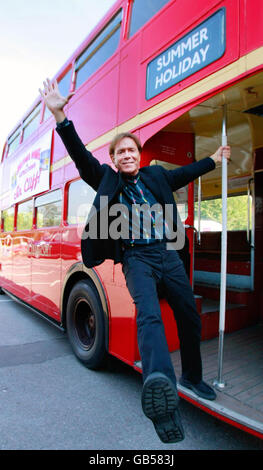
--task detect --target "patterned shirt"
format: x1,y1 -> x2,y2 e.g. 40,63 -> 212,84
119,172 -> 168,246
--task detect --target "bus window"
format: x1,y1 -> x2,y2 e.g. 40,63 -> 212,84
22,103 -> 41,142
129,0 -> 170,37
67,179 -> 96,225
35,190 -> 62,228
17,200 -> 33,231
2,207 -> 15,232
57,69 -> 72,100
75,10 -> 122,89
7,128 -> 21,157
194,194 -> 248,232
43,69 -> 72,122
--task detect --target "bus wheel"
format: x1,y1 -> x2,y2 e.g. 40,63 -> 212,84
66,280 -> 107,369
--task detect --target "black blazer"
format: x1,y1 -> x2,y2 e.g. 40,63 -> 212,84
56,121 -> 215,268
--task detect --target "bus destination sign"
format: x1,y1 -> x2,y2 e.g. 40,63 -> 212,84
146,8 -> 226,100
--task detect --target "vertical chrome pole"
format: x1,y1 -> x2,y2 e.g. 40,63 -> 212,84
197,177 -> 202,245
191,178 -> 201,289
250,179 -> 255,291
247,179 -> 251,245
247,178 -> 255,291
214,104 -> 228,390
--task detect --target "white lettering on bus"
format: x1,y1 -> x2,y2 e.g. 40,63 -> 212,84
155,44 -> 210,90
156,27 -> 208,72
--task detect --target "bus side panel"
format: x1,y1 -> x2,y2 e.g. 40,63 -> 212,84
141,0 -> 222,65
110,265 -> 181,365
108,263 -> 139,365
30,228 -> 62,320
0,234 -> 13,290
118,36 -> 141,126
12,231 -> 32,302
138,0 -> 240,113
67,55 -> 119,148
240,0 -> 263,56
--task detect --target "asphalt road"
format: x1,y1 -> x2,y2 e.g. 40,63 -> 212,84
0,292 -> 262,452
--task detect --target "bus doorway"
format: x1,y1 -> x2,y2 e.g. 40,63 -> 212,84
141,70 -> 263,437
254,150 -> 263,322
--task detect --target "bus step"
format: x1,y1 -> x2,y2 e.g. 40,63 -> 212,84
199,299 -> 256,340
194,282 -> 253,305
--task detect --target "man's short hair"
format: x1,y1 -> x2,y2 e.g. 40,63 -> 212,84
109,132 -> 142,156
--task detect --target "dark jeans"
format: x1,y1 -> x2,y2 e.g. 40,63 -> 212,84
122,241 -> 202,388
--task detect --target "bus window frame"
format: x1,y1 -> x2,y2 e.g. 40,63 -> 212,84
16,198 -> 34,232
66,178 -> 96,227
35,188 -> 63,230
73,8 -> 123,90
42,66 -> 73,123
1,206 -> 15,233
194,191 -> 249,233
6,127 -> 22,158
1,142 -> 8,162
127,0 -> 172,39
22,102 -> 42,143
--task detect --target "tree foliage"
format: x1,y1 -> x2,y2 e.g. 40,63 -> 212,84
195,195 -> 248,231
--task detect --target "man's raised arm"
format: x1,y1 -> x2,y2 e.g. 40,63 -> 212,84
39,78 -> 104,189
164,146 -> 231,192
39,78 -> 74,123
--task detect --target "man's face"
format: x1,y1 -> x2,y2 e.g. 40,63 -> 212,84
112,137 -> 141,176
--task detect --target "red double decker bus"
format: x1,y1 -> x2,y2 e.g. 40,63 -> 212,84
0,0 -> 262,439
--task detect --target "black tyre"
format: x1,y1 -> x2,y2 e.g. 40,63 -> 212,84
66,279 -> 107,369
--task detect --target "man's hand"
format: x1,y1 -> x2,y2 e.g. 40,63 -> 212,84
39,78 -> 74,123
210,146 -> 231,166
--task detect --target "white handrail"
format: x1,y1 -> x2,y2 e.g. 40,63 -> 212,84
214,104 -> 228,390
197,176 -> 202,245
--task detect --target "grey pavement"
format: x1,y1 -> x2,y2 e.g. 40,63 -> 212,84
0,293 -> 262,451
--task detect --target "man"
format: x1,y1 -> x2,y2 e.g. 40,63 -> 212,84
39,78 -> 230,443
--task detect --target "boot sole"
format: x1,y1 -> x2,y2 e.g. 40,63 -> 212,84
141,373 -> 184,443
